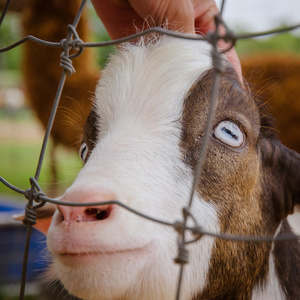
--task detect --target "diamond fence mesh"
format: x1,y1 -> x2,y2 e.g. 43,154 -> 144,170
0,0 -> 300,299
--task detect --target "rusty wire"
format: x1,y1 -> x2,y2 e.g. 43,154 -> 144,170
0,0 -> 300,299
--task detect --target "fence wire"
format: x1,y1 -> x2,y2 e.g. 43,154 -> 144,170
0,0 -> 300,299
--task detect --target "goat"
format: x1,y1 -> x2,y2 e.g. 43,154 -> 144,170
33,36 -> 300,300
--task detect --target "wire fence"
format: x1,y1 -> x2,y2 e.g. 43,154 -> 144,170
0,0 -> 300,299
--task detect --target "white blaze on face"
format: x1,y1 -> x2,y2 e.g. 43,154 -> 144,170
47,37 -> 219,300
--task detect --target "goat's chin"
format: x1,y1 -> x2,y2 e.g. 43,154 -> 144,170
50,243 -> 176,300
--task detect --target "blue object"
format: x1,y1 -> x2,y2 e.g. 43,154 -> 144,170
0,200 -> 49,284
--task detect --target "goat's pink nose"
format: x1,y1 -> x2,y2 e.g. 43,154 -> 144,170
57,191 -> 116,222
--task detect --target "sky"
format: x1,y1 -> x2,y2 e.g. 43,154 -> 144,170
215,0 -> 300,34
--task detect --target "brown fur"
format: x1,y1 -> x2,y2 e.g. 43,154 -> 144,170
274,220 -> 300,299
179,68 -> 300,299
22,0 -> 99,149
242,53 -> 300,153
81,108 -> 99,161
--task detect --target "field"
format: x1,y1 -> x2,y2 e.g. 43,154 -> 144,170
0,109 -> 82,198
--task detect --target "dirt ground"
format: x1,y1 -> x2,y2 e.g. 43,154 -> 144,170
0,119 -> 44,142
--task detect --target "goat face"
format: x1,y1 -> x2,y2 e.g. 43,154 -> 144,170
43,37 -> 300,300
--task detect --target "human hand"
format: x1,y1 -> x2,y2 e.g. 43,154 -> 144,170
91,0 -> 242,81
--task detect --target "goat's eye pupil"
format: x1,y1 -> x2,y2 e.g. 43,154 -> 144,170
79,142 -> 89,163
221,127 -> 238,140
214,121 -> 244,148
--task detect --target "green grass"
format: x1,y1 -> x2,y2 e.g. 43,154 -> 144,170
0,108 -> 34,122
0,70 -> 22,88
0,110 -> 82,198
0,141 -> 82,197
236,32 -> 300,56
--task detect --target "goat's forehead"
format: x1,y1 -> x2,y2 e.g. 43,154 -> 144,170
94,37 -> 213,125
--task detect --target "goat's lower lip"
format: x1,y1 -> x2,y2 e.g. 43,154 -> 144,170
56,244 -> 152,266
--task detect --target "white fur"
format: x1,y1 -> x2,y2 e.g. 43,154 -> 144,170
252,224 -> 286,300
47,36 -> 220,300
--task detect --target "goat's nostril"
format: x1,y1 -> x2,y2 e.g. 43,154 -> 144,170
84,206 -> 112,221
96,210 -> 108,220
86,208 -> 102,215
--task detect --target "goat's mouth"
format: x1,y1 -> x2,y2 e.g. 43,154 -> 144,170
56,243 -> 153,266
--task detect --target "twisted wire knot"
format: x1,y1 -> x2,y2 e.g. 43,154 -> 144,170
24,188 -> 33,201
60,52 -> 76,76
22,203 -> 37,226
174,221 -> 184,234
191,225 -> 203,237
67,24 -> 84,58
69,39 -> 84,59
60,38 -> 67,49
34,190 -> 46,203
174,243 -> 189,265
23,178 -> 46,226
205,31 -> 219,48
223,29 -> 236,47
58,24 -> 85,74
25,178 -> 46,203
24,188 -> 45,204
71,38 -> 82,49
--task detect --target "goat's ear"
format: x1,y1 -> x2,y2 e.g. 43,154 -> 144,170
13,203 -> 56,234
34,203 -> 56,234
260,139 -> 300,220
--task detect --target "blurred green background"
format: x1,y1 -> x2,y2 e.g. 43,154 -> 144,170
0,5 -> 112,198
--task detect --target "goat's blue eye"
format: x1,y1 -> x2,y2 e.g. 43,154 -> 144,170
79,142 -> 89,163
213,121 -> 244,148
